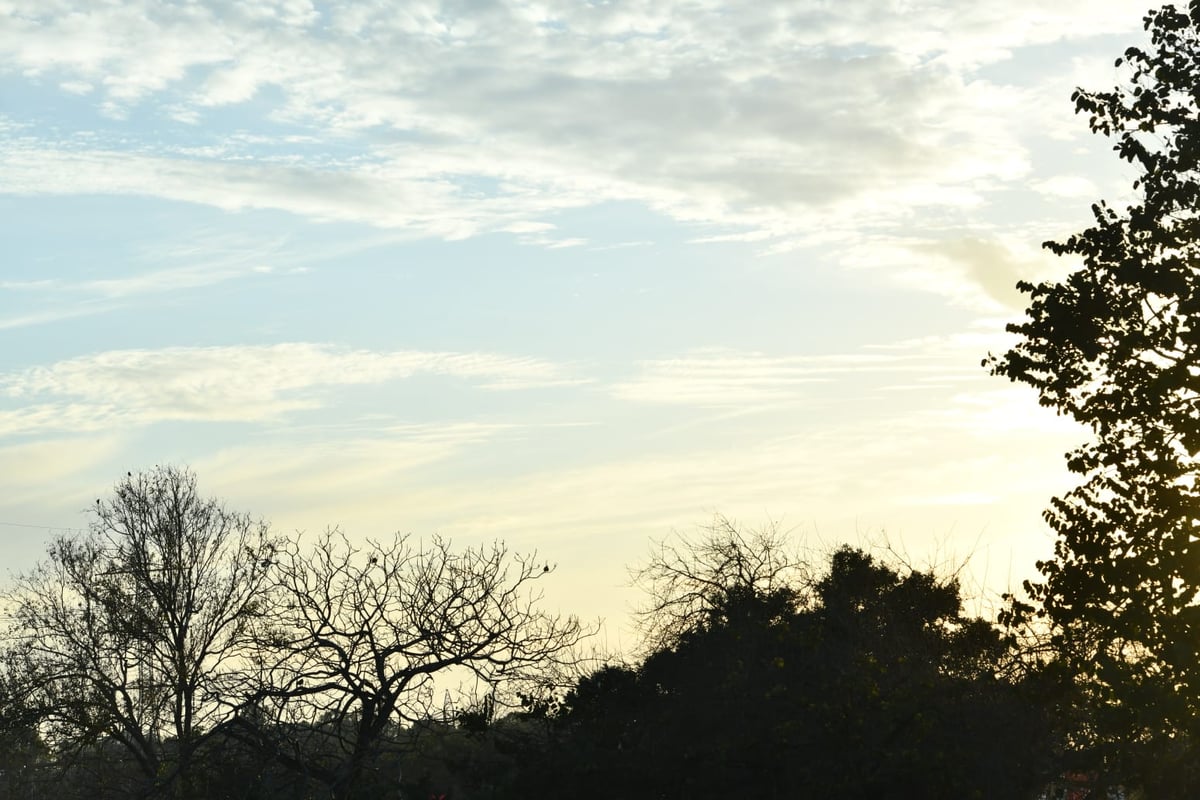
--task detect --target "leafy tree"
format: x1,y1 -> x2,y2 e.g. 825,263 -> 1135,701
987,1 -> 1200,777
2,466 -> 279,799
531,527 -> 1051,800
801,548 -> 1048,799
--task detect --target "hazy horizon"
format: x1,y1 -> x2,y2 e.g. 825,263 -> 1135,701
0,0 -> 1149,640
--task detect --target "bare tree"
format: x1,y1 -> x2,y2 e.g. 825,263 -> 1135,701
630,515 -> 809,652
2,466 -> 278,799
246,529 -> 587,800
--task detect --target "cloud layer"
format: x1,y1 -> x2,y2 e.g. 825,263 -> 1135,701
1,0 -> 1144,309
0,0 -> 1147,633
0,344 -> 577,434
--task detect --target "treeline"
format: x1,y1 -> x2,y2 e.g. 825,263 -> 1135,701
0,466 -> 1188,799
0,466 -> 582,800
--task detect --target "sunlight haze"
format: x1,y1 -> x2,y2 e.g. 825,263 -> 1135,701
0,0 -> 1148,640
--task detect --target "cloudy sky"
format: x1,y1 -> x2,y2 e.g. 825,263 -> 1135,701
0,0 -> 1151,641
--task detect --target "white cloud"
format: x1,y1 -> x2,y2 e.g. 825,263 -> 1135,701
0,304 -> 117,331
59,79 -> 93,95
502,221 -> 557,235
0,343 -> 578,434
611,344 -> 985,408
1031,175 -> 1100,199
0,0 -> 1149,632
928,384 -> 1087,438
612,350 -> 830,408
197,422 -> 518,509
80,262 -> 266,298
0,0 -> 1149,305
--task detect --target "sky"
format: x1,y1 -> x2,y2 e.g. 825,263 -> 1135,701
0,0 -> 1155,646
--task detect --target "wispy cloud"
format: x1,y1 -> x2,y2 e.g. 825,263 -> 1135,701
906,236 -> 1065,311
1031,175 -> 1100,199
1,227 -> 312,328
15,262 -> 272,300
612,350 -> 836,408
0,304 -> 119,331
610,342 -> 988,409
0,343 -> 579,434
197,422 -> 523,507
0,0 -> 1146,305
252,382 -> 1082,578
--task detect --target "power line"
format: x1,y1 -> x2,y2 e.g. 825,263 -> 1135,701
0,521 -> 85,533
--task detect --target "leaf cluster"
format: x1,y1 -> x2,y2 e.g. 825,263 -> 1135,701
988,2 -> 1200,725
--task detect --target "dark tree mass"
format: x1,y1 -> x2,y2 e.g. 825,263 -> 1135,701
1,476 -> 1061,799
0,467 -> 585,800
514,531 -> 1052,800
989,1 -> 1200,777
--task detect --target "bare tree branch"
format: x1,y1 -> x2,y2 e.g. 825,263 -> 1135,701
247,529 -> 588,800
1,466 -> 279,800
629,515 -> 809,653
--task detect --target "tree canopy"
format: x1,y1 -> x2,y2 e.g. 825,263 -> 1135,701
0,467 -> 585,800
517,528 -> 1052,800
990,1 -> 1200,715
987,2 -> 1200,788
1,466 -> 278,799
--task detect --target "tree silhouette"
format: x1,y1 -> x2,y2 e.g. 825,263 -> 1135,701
2,466 -> 278,799
528,530 -> 1050,800
988,2 -> 1200,786
629,515 -> 807,653
244,529 -> 586,800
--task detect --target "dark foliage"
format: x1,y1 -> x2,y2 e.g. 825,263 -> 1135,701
0,473 -> 1067,799
512,543 -> 1053,800
988,2 -> 1200,791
